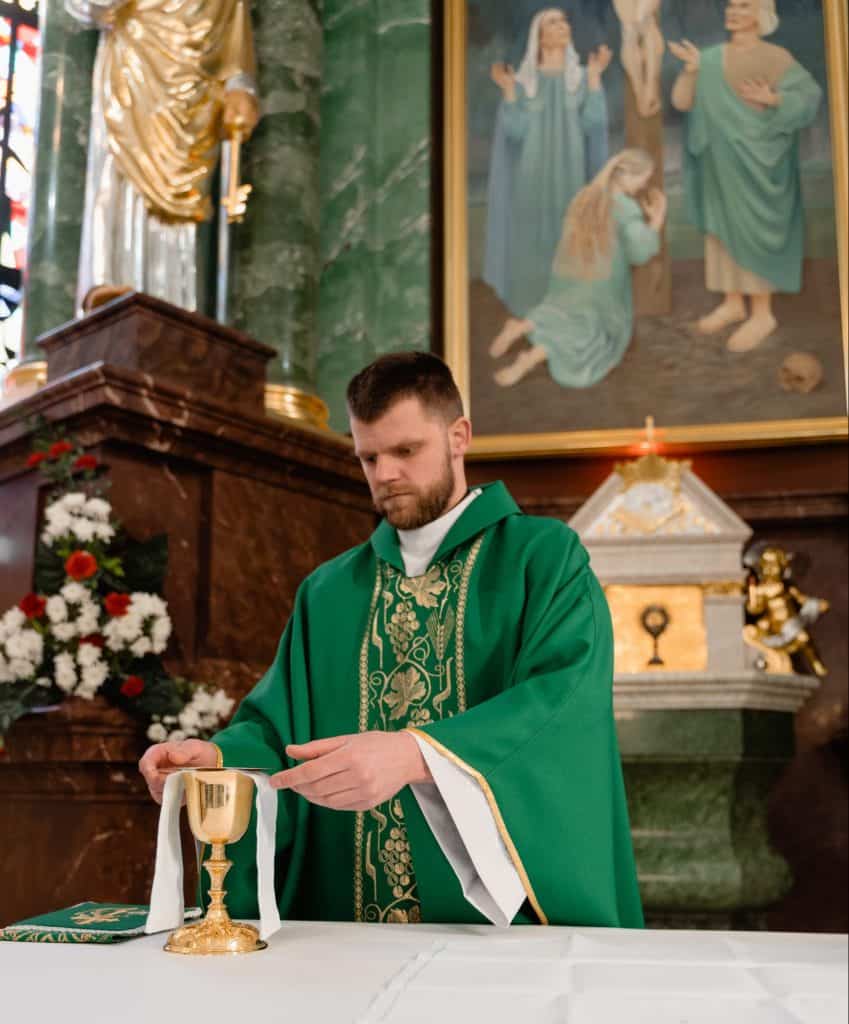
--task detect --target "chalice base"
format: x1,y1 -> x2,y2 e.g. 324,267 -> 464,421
164,917 -> 267,955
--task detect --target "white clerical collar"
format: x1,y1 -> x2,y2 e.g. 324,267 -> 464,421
397,488 -> 482,578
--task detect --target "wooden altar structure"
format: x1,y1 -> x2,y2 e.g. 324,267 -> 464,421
0,294 -> 374,924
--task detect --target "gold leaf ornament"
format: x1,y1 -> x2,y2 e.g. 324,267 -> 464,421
383,667 -> 427,720
400,565 -> 449,608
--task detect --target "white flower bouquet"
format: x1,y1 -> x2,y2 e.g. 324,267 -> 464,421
0,433 -> 234,748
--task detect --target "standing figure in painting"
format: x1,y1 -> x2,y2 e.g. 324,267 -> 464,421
66,0 -> 260,314
669,0 -> 822,353
484,8 -> 612,319
490,149 -> 666,388
613,0 -> 664,118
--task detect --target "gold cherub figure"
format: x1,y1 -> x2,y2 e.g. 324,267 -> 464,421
742,545 -> 829,678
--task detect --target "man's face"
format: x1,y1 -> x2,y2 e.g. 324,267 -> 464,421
350,396 -> 469,530
725,0 -> 760,34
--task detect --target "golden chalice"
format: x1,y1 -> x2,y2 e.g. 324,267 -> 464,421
164,768 -> 266,955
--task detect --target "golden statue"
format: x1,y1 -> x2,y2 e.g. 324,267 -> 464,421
743,545 -> 829,677
66,0 -> 260,313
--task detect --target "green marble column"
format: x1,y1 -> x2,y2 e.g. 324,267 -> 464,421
19,1 -> 95,359
230,0 -> 326,420
318,1 -> 431,430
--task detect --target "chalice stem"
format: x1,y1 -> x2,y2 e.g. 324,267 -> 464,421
204,842 -> 233,924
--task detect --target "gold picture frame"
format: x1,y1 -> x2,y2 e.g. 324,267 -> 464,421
442,0 -> 849,458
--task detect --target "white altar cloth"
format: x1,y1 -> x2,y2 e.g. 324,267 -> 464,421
3,920 -> 846,1023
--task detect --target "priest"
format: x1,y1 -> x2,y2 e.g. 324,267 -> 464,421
139,352 -> 643,928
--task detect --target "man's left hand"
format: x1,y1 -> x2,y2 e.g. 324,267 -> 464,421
270,731 -> 433,811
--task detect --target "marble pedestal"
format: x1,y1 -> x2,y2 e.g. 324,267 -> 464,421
37,291 -> 276,416
615,671 -> 819,929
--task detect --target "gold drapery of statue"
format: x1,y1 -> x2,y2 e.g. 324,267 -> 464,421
67,0 -> 258,312
97,0 -> 255,222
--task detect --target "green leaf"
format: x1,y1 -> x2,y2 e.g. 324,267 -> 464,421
116,534 -> 168,594
130,670 -> 184,720
0,699 -> 27,740
0,684 -> 45,741
100,659 -> 175,721
34,543 -> 66,593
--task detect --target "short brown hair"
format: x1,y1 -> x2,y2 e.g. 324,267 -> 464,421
346,352 -> 464,424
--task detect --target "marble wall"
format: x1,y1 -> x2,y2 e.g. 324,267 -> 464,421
317,0 -> 432,430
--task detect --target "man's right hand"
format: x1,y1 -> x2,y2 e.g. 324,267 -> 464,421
138,739 -> 219,804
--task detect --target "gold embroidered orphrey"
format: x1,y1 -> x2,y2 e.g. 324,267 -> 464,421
354,536 -> 484,923
1,929 -> 110,944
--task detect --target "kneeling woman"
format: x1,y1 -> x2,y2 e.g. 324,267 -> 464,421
491,148 -> 665,388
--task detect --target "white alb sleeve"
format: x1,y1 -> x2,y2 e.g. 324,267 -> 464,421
409,735 -> 526,927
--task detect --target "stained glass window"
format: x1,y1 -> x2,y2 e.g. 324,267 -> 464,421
1,0 -> 39,373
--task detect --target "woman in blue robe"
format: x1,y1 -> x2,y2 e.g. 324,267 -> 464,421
483,8 -> 612,318
490,148 -> 665,389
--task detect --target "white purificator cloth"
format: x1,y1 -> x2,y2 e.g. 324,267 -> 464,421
144,769 -> 281,941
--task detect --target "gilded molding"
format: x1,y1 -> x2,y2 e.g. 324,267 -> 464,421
701,581 -> 745,597
265,383 -> 330,430
2,360 -> 48,400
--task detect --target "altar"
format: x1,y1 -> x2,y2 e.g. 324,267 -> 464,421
2,920 -> 846,1023
0,0 -> 846,990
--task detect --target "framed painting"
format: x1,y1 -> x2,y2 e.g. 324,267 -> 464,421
440,0 -> 848,456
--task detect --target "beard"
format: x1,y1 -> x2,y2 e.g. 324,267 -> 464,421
375,451 -> 456,530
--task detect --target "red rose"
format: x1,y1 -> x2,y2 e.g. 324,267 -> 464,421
65,550 -> 98,581
19,593 -> 47,619
47,441 -> 73,459
26,452 -> 47,469
79,633 -> 105,648
104,592 -> 131,617
120,675 -> 145,698
72,454 -> 98,472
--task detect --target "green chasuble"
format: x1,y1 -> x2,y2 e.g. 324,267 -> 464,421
212,481 -> 643,928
